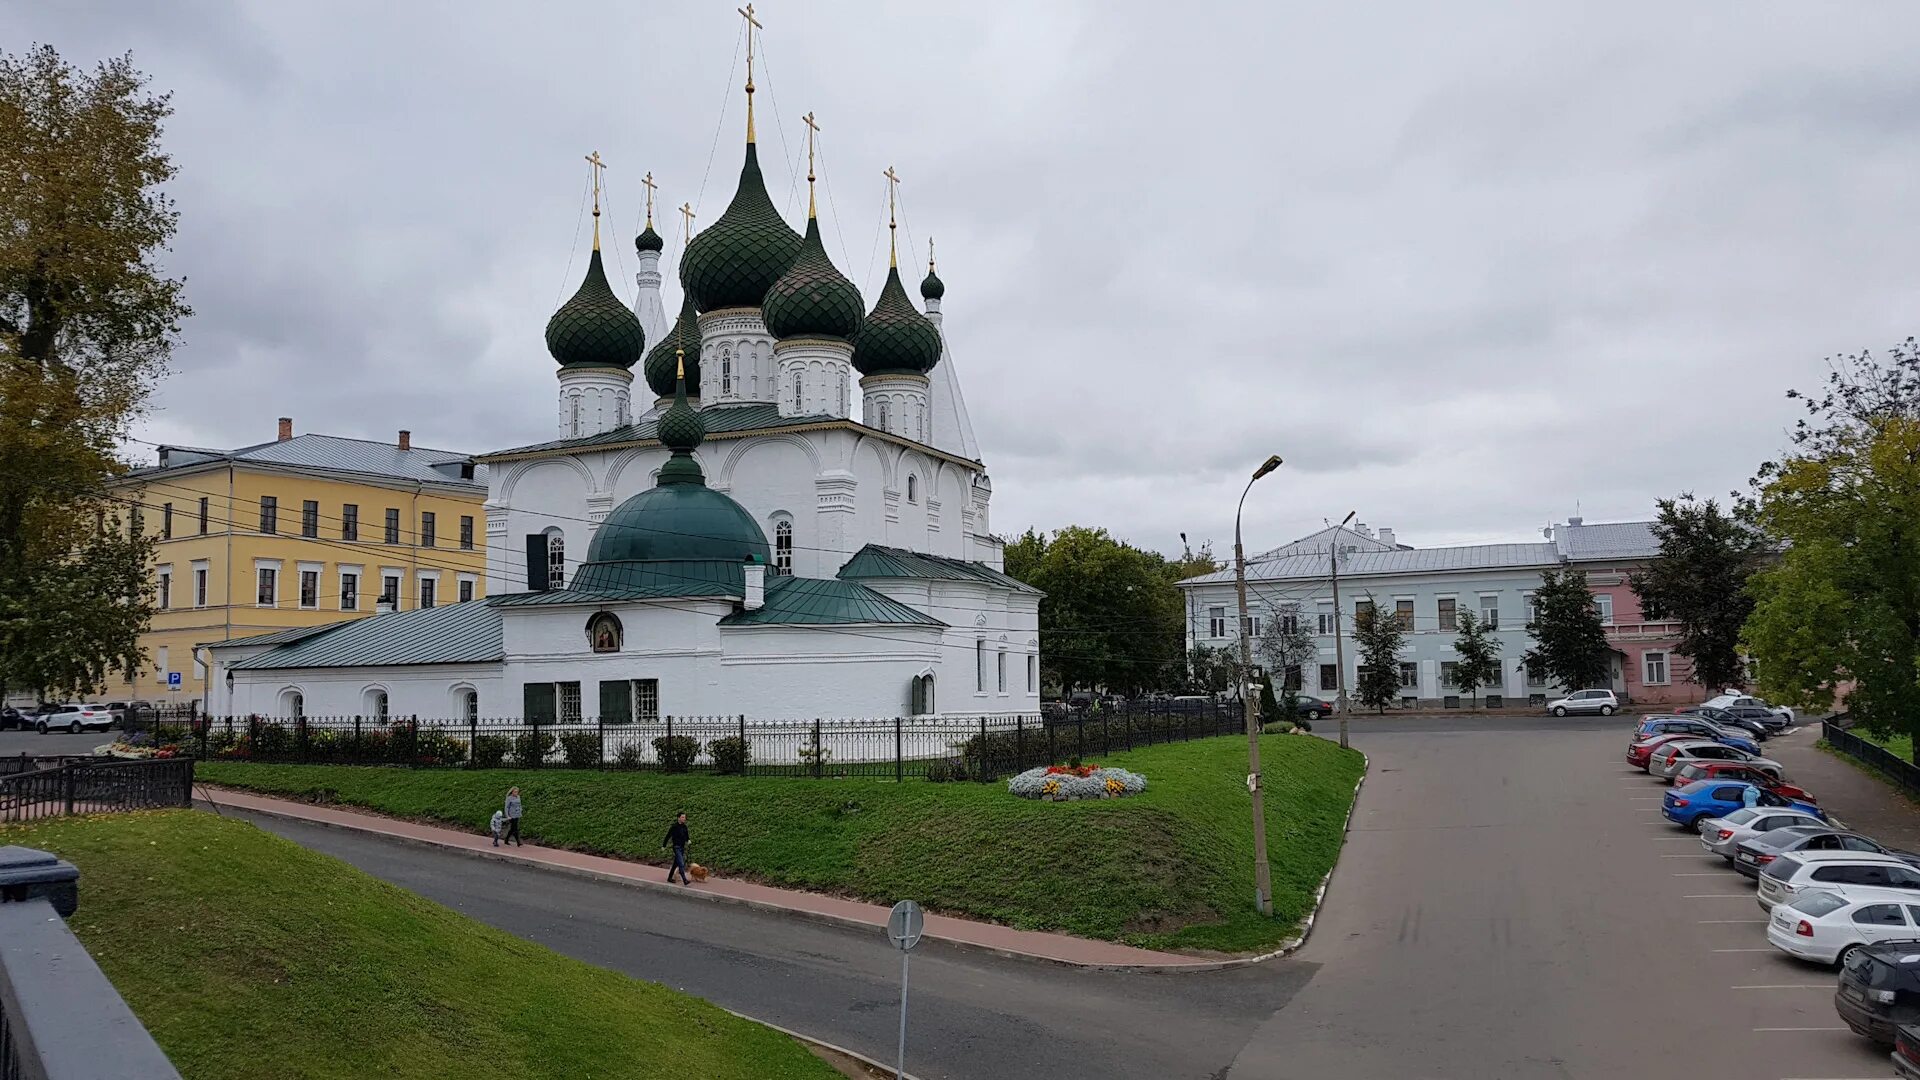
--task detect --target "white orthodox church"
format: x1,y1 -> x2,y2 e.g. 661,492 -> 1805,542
205,38 -> 1039,727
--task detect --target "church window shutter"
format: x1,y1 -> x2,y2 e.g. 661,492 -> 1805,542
599,679 -> 632,724
524,682 -> 556,724
526,534 -> 547,591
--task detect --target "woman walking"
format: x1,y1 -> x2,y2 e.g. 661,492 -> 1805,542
503,787 -> 523,846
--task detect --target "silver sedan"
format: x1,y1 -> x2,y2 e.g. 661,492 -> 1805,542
1697,806 -> 1827,860
1650,740 -> 1775,781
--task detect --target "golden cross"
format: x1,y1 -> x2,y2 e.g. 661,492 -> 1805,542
584,150 -> 607,248
739,3 -> 762,142
928,236 -> 936,273
883,165 -> 900,267
641,170 -> 657,228
802,111 -> 820,216
678,201 -> 696,247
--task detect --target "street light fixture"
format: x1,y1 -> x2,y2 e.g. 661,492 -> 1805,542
1234,454 -> 1282,917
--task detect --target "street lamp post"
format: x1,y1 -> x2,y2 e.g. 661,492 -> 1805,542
1234,454 -> 1282,917
1329,510 -> 1357,750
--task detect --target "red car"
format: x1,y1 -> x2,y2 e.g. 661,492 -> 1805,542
1626,733 -> 1701,770
1671,760 -> 1817,802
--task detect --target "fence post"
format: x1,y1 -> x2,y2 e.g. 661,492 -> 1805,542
895,715 -> 904,783
1077,713 -> 1085,761
63,764 -> 76,816
533,718 -> 543,769
1016,715 -> 1025,770
298,714 -> 309,763
409,715 -> 420,768
469,713 -> 478,769
738,714 -> 747,775
597,713 -> 606,771
978,715 -> 989,782
811,718 -> 823,779
354,714 -> 362,760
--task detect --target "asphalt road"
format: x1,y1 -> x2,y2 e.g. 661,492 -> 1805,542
221,808 -> 1313,1080
0,728 -> 115,756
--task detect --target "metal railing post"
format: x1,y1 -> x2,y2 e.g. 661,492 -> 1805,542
811,718 -> 823,779
895,715 -> 904,782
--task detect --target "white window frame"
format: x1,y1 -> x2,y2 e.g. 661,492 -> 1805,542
457,573 -> 477,604
297,561 -> 323,610
1316,603 -> 1336,636
192,560 -> 210,608
975,639 -> 986,693
545,528 -> 566,590
1436,594 -> 1457,632
997,649 -> 1008,694
1644,650 -> 1670,686
1027,654 -> 1037,693
1208,606 -> 1227,639
254,558 -> 282,608
417,570 -> 440,610
1478,593 -> 1500,631
1440,660 -> 1459,689
1595,593 -> 1615,625
1523,591 -> 1538,624
339,565 -> 363,612
155,564 -> 172,610
1392,596 -> 1415,632
1398,661 -> 1418,689
381,567 -> 404,610
771,516 -> 794,576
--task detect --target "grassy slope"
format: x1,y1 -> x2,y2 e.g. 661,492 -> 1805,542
0,811 -> 837,1080
1857,728 -> 1916,762
200,734 -> 1366,952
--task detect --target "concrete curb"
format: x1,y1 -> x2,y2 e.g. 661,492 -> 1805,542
718,1006 -> 921,1080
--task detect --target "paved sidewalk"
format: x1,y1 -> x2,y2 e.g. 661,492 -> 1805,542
1768,723 -> 1920,849
199,786 -> 1217,970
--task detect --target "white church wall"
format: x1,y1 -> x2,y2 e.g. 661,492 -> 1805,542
857,579 -> 1041,713
502,599 -> 729,719
221,663 -> 503,721
718,624 -> 944,719
713,434 -> 826,577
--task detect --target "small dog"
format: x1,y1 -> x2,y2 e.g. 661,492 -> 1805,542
688,862 -> 709,882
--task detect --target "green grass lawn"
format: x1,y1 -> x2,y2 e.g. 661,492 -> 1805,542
0,811 -> 839,1080
1856,728 -> 1916,762
200,733 -> 1366,953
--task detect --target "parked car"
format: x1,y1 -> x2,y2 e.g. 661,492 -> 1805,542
1652,741 -> 1774,781
1735,826 -> 1909,879
0,705 -> 28,731
1290,695 -> 1334,721
1895,1023 -> 1920,1078
1672,760 -> 1813,801
1683,705 -> 1776,740
1705,692 -> 1796,725
1662,780 -> 1821,830
1759,852 -> 1920,912
1835,940 -> 1920,1046
1627,732 -> 1712,770
1699,806 -> 1829,861
1769,888 -> 1920,965
1546,689 -> 1617,716
1635,717 -> 1762,755
1168,695 -> 1215,714
31,703 -> 114,734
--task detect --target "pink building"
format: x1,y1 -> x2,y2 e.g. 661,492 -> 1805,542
1552,519 -> 1702,706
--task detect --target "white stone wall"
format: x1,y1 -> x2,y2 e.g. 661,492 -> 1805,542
860,373 -> 931,443
219,662 -> 504,720
859,579 -> 1041,713
698,308 -> 776,405
555,367 -> 633,439
773,337 -> 853,419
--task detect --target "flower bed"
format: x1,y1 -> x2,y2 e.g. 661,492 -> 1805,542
96,740 -> 184,760
1007,764 -> 1147,801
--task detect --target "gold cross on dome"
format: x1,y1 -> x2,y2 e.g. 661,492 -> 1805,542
584,150 -> 608,248
678,201 -> 696,246
883,166 -> 901,267
641,170 -> 657,228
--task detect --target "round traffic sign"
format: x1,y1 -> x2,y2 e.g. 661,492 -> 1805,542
887,899 -> 924,952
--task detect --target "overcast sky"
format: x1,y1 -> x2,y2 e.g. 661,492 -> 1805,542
19,1 -> 1920,558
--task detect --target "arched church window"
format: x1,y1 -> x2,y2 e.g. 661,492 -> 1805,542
366,689 -> 389,722
281,689 -> 304,719
569,396 -> 581,437
909,673 -> 935,715
616,398 -> 629,427
546,528 -> 566,590
907,475 -> 918,504
775,520 -> 793,575
462,690 -> 479,722
721,348 -> 733,394
586,611 -> 623,653
878,401 -> 889,430
792,372 -> 803,411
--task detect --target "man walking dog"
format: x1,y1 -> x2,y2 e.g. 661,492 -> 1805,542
663,812 -> 691,885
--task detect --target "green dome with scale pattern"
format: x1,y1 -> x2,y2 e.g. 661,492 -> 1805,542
852,266 -> 941,376
546,249 -> 644,369
763,216 -> 864,342
679,143 -> 802,312
635,223 -> 664,253
644,292 -> 703,399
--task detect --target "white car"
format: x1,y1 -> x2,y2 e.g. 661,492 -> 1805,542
1705,692 -> 1795,725
1699,806 -> 1828,860
1546,689 -> 1618,717
1756,851 -> 1920,913
33,703 -> 114,734
1767,889 -> 1920,965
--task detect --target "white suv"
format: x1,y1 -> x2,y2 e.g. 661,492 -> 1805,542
1546,689 -> 1618,717
33,703 -> 114,734
1756,851 -> 1920,913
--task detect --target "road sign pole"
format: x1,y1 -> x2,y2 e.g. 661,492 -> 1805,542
896,949 -> 910,1080
885,898 -> 924,1080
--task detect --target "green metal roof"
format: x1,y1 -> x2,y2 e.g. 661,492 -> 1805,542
837,544 -> 1040,594
488,559 -> 744,607
225,601 -> 503,670
200,622 -> 349,651
719,575 -> 944,627
482,404 -> 836,458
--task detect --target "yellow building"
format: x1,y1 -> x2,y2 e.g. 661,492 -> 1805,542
106,417 -> 489,706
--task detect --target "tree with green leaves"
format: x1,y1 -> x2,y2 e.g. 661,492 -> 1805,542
1629,495 -> 1768,692
999,525 -> 1188,695
1186,641 -> 1242,697
0,45 -> 185,699
1352,593 -> 1407,712
1522,568 -> 1614,692
1743,338 -> 1920,761
1450,609 -> 1502,705
1253,604 -> 1316,709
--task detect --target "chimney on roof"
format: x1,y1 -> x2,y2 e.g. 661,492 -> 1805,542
1568,515 -> 1583,527
1377,527 -> 1395,548
277,417 -> 293,441
397,430 -> 411,451
742,558 -> 765,611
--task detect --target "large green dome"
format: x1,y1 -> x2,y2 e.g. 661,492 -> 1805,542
852,266 -> 941,376
644,293 -> 703,399
546,249 -> 644,369
584,483 -> 770,566
764,216 -> 864,342
679,144 -> 802,312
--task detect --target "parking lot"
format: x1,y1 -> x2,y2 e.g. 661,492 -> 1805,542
0,728 -> 114,757
1230,714 -> 1902,1079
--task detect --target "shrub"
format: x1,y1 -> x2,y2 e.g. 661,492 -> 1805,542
613,742 -> 644,770
471,734 -> 510,769
512,730 -> 556,767
706,735 -> 750,775
653,734 -> 700,773
151,723 -> 189,745
1260,721 -> 1294,735
251,721 -> 293,759
415,727 -> 469,767
923,757 -> 968,783
559,731 -> 602,768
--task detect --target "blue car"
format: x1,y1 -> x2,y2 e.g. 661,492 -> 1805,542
1635,717 -> 1760,756
1662,780 -> 1825,830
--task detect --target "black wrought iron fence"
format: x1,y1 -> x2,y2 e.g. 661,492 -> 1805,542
0,757 -> 196,823
1822,718 -> 1920,799
182,700 -> 1250,782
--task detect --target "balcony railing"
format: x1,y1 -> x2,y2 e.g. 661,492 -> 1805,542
1603,620 -> 1683,641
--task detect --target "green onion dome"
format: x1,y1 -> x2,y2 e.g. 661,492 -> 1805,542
920,265 -> 944,301
546,249 -> 644,369
644,292 -> 703,399
763,216 -> 864,342
679,144 -> 803,312
851,266 -> 941,376
635,223 -> 664,254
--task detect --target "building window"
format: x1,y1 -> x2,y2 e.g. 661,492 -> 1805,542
1208,606 -> 1227,639
1524,592 -> 1538,624
458,578 -> 474,603
462,691 -> 479,723
976,639 -> 986,692
418,578 -> 435,609
193,566 -> 208,608
341,572 -> 359,612
368,690 -> 389,722
155,567 -> 171,610
910,672 -> 936,715
997,649 -> 1008,693
1243,613 -> 1263,638
588,612 -> 622,653
1027,655 -> 1037,693
302,500 -> 319,538
286,691 -> 304,720
1644,650 -> 1669,685
198,496 -> 209,534
1398,661 -> 1418,689
569,395 -> 581,437
547,531 -> 566,590
1437,597 -> 1457,632
1528,663 -> 1548,688
259,496 -> 277,534
342,504 -> 359,541
774,520 -> 793,575
256,567 -> 277,606
1280,608 -> 1300,635
878,401 -> 890,430
907,475 -> 918,504
721,348 -> 733,394
460,515 -> 474,550
384,508 -> 400,545
299,570 -> 318,609
1594,593 -> 1614,625
1479,594 -> 1499,631
1394,600 -> 1414,631
1319,663 -> 1339,692
792,371 -> 803,411
1284,664 -> 1302,691
420,511 -> 435,548
557,681 -> 583,724
1355,600 -> 1374,631
632,679 -> 659,722
1441,661 -> 1459,689
161,502 -> 172,540
381,573 -> 400,609
1317,605 -> 1336,635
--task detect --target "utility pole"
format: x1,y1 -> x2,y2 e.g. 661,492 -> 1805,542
1330,510 -> 1357,750
1235,455 -> 1282,917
